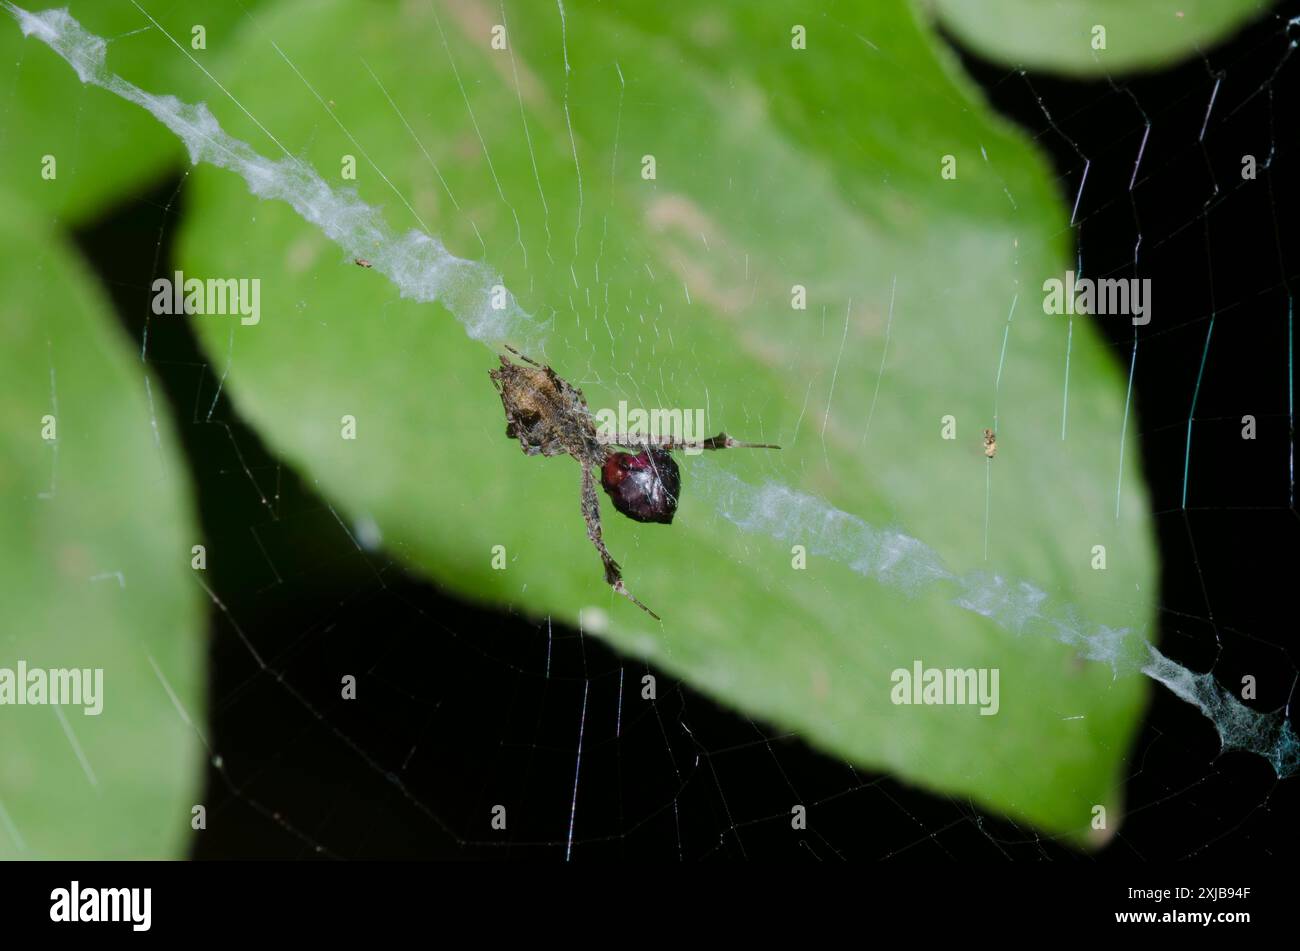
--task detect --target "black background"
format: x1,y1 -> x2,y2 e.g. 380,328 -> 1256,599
69,6 -> 1300,860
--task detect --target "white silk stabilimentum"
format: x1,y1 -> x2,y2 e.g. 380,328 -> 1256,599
6,4 -> 539,349
11,4 -> 1295,779
701,465 -> 1298,778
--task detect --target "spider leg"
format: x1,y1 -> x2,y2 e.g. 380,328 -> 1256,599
580,464 -> 660,620
700,431 -> 780,451
503,344 -> 544,368
607,432 -> 780,452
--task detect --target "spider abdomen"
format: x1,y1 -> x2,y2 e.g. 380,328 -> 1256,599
600,448 -> 680,524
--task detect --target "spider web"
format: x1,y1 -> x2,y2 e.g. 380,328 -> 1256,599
5,0 -> 1299,860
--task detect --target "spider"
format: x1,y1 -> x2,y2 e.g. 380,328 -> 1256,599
983,428 -> 997,459
489,346 -> 777,619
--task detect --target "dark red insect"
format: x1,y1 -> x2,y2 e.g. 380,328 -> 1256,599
600,448 -> 681,524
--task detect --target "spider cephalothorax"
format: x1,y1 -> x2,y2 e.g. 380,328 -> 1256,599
489,347 -> 777,619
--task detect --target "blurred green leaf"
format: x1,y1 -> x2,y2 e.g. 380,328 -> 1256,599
0,0 -> 268,222
0,187 -> 204,859
929,0 -> 1272,75
176,0 -> 1157,840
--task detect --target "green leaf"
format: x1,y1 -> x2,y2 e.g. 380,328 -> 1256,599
0,187 -> 205,859
176,0 -> 1157,840
0,0 -> 269,222
928,0 -> 1272,76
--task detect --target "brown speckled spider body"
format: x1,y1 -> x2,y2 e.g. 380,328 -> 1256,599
489,347 -> 777,620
